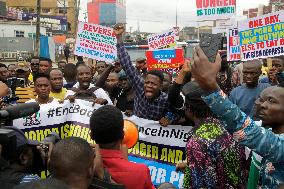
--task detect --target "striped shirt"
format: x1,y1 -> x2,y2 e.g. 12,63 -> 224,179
15,84 -> 36,103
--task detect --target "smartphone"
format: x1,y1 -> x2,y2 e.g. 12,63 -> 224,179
199,33 -> 223,62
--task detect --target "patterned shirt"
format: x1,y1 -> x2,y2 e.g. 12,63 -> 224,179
203,90 -> 284,189
117,43 -> 169,120
184,117 -> 247,189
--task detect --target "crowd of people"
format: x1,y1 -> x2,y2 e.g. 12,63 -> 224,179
0,23 -> 283,189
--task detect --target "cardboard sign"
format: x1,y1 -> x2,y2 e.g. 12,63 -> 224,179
74,22 -> 117,62
146,48 -> 184,75
196,0 -> 236,21
147,29 -> 178,50
239,10 -> 284,60
227,28 -> 241,61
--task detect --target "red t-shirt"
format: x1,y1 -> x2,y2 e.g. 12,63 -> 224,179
100,149 -> 155,189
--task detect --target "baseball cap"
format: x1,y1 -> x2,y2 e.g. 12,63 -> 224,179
4,126 -> 39,148
16,62 -> 30,72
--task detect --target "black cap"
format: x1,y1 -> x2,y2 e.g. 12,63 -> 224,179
4,126 -> 39,148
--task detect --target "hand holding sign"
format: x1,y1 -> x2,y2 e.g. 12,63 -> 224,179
191,46 -> 221,92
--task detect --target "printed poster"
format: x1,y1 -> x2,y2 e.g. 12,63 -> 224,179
146,48 -> 184,75
227,28 -> 241,61
74,22 -> 117,62
196,0 -> 236,21
13,100 -> 193,188
239,10 -> 284,61
147,28 -> 178,50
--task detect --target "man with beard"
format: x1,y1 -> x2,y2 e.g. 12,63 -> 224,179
49,69 -> 67,101
65,64 -> 112,105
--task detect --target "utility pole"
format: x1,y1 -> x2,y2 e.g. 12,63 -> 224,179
64,0 -> 68,36
35,0 -> 41,56
175,0 -> 179,27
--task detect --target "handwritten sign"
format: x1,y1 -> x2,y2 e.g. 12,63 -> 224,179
74,22 -> 117,62
196,0 -> 236,21
146,48 -> 184,75
227,28 -> 241,61
239,10 -> 284,60
147,29 -> 178,50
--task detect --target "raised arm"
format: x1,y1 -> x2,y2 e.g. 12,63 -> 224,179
191,46 -> 284,162
95,64 -> 114,88
114,24 -> 144,93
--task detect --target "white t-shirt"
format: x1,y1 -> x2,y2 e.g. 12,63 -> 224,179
25,98 -> 60,105
65,83 -> 113,105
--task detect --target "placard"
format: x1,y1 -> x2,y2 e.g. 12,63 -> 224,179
147,29 -> 178,50
74,22 -> 117,62
227,28 -> 241,61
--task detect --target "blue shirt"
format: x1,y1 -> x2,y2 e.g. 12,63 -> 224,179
229,83 -> 271,116
203,90 -> 284,189
117,43 -> 169,121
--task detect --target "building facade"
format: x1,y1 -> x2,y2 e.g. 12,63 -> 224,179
6,0 -> 76,35
87,0 -> 126,26
243,0 -> 284,18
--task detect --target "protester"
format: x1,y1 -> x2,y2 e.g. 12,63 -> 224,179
0,63 -> 8,83
114,60 -> 123,73
65,64 -> 112,105
106,72 -> 120,91
49,69 -> 67,101
176,81 -> 247,189
135,57 -> 147,76
216,52 -> 235,94
64,46 -> 70,63
92,61 -> 107,83
48,137 -> 95,189
89,105 -> 155,189
26,73 -> 58,104
28,56 -> 40,83
14,62 -> 36,103
63,63 -> 77,89
58,61 -> 66,72
161,72 -> 172,93
229,60 -> 271,116
191,46 -> 284,188
7,64 -> 16,78
0,81 -> 9,98
114,24 -> 170,121
0,127 -> 52,188
247,86 -> 275,189
39,57 -> 52,74
234,62 -> 244,84
260,57 -> 284,85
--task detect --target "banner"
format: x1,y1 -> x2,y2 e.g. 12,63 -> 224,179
74,22 -> 117,62
196,0 -> 236,21
239,10 -> 284,61
13,100 -> 192,188
147,29 -> 178,50
227,28 -> 241,61
146,48 -> 184,75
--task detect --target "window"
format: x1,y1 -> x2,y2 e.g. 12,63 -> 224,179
42,8 -> 51,14
58,7 -> 67,14
15,30 -> 24,37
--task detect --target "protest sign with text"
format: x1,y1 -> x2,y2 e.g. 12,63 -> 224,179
146,48 -> 184,75
74,22 -> 117,62
147,29 -> 178,50
13,100 -> 191,188
196,0 -> 236,21
227,28 -> 241,61
239,10 -> 284,61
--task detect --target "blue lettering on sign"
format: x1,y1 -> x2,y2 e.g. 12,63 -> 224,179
153,49 -> 176,59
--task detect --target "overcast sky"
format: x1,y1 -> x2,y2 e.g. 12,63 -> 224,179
79,0 -> 270,33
